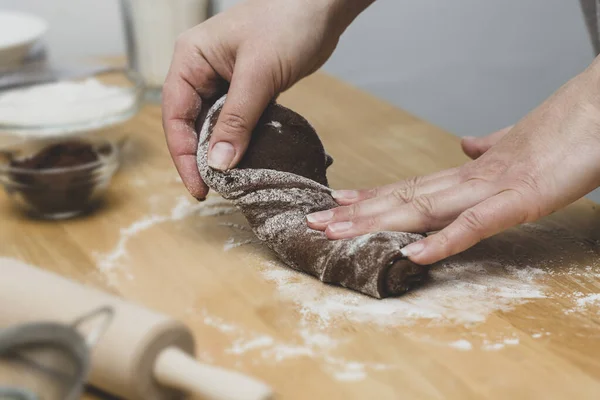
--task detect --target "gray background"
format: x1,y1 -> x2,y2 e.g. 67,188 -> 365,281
2,0 -> 598,199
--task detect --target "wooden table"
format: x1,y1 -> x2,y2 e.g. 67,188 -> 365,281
1,74 -> 600,399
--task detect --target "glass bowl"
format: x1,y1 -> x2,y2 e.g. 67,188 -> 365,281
0,67 -> 144,145
0,137 -> 120,219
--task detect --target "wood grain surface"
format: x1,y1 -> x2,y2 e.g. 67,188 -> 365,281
1,73 -> 600,399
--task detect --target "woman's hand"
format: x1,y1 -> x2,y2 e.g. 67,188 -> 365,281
162,0 -> 374,199
307,59 -> 600,265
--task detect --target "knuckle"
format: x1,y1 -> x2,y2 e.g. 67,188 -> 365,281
346,204 -> 361,220
218,112 -> 250,137
365,187 -> 380,199
506,189 -> 541,223
391,186 -> 414,204
390,176 -> 421,203
411,195 -> 436,220
460,209 -> 486,234
457,165 -> 472,183
405,176 -> 422,189
434,231 -> 451,248
513,172 -> 542,196
174,30 -> 194,51
464,158 -> 509,182
363,217 -> 380,231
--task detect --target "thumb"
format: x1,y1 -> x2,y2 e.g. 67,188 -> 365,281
461,125 -> 513,159
207,59 -> 275,170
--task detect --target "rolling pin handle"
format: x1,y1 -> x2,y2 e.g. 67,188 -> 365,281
153,347 -> 273,400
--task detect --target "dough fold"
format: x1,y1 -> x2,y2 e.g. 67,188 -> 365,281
197,95 -> 428,298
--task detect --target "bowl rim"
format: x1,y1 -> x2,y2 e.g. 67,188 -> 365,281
0,139 -> 120,176
0,11 -> 48,50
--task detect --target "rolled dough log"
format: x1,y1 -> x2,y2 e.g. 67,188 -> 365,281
196,95 -> 428,298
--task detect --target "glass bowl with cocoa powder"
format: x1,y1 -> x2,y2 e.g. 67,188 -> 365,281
0,138 -> 119,219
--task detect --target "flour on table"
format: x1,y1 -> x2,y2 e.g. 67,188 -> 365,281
188,307 -> 391,382
95,195 -> 238,273
256,259 -> 546,327
227,336 -> 275,355
218,222 -> 252,232
91,189 -> 599,382
449,340 -> 473,351
503,338 -> 520,345
223,237 -> 258,252
564,292 -> 600,315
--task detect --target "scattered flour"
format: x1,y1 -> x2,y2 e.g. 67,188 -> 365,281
188,307 -> 390,382
257,259 -> 546,327
564,292 -> 600,314
329,361 -> 367,382
576,294 -> 600,308
218,222 -> 252,232
96,214 -> 169,272
227,336 -> 275,355
88,190 -> 599,384
449,340 -> 473,351
95,196 -> 238,272
482,342 -> 505,351
223,237 -> 258,252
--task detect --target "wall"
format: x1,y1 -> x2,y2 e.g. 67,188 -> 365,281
2,0 -> 598,199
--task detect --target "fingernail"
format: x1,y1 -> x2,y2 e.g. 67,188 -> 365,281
306,210 -> 334,223
328,221 -> 353,233
208,142 -> 235,170
400,242 -> 425,257
332,190 -> 359,200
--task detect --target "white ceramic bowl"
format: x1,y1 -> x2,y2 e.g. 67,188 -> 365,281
0,11 -> 47,69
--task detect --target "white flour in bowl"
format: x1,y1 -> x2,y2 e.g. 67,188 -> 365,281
0,78 -> 137,133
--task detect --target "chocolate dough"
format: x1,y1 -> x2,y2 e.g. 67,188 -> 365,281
197,96 -> 428,298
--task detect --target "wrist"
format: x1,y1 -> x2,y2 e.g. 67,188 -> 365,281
579,55 -> 600,107
318,0 -> 376,37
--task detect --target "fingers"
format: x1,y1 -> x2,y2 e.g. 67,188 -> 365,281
163,36 -> 223,200
207,56 -> 276,171
400,189 -> 531,265
162,73 -> 208,199
461,125 -> 513,160
332,167 -> 461,206
307,172 -> 462,231
315,179 -> 497,239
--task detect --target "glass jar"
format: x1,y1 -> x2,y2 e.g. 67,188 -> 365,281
120,0 -> 210,103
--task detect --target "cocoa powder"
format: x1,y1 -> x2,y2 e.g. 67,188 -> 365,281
9,141 -> 103,216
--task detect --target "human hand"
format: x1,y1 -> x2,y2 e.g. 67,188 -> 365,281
307,59 -> 600,264
162,0 -> 374,199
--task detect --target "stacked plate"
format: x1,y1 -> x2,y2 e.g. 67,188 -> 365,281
0,11 -> 47,70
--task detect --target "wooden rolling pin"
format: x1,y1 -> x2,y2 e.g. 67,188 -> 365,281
0,261 -> 273,400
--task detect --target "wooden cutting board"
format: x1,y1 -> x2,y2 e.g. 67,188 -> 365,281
1,73 -> 599,399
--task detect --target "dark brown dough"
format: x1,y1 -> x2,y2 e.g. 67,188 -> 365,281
197,96 -> 429,298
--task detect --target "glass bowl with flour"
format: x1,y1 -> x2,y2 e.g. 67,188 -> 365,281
0,69 -> 144,144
